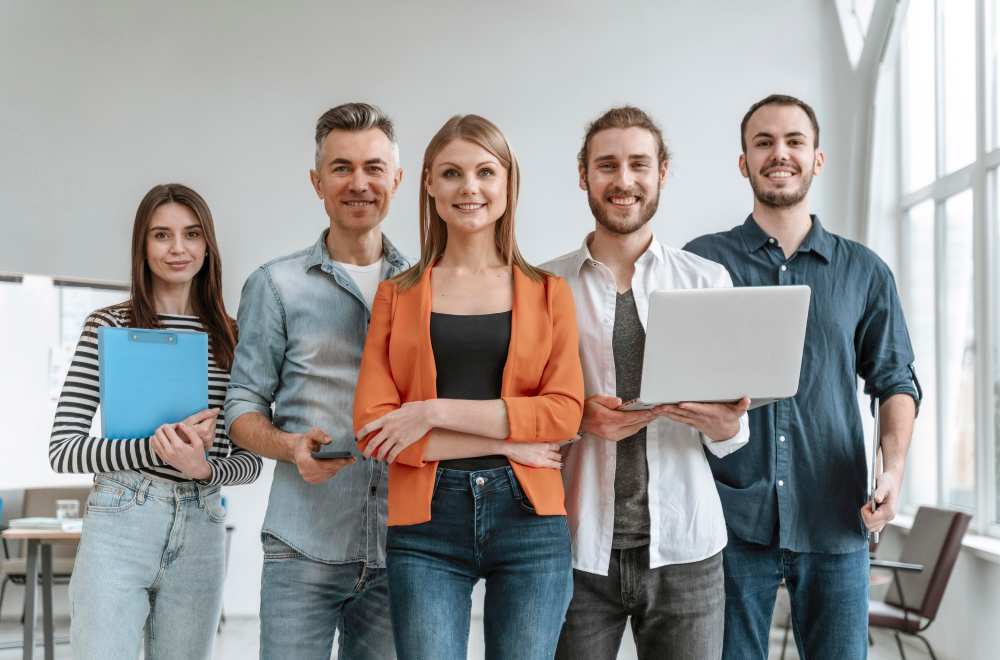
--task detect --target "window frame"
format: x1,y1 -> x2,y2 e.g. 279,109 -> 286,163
896,0 -> 1000,537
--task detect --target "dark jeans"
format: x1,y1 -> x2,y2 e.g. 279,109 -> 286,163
722,532 -> 870,660
556,546 -> 725,660
387,466 -> 573,660
259,534 -> 395,660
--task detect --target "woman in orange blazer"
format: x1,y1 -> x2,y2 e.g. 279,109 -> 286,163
353,114 -> 584,660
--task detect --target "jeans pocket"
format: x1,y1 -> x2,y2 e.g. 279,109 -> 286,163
517,495 -> 538,514
204,491 -> 226,524
85,482 -> 138,514
506,471 -> 537,513
262,533 -> 302,560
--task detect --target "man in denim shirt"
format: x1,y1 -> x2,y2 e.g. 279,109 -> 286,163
225,103 -> 408,660
686,95 -> 920,660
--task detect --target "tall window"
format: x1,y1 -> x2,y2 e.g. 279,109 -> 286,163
897,0 -> 1000,534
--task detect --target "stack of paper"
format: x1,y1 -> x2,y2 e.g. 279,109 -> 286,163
8,517 -> 83,532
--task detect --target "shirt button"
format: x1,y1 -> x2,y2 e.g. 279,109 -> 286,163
779,435 -> 786,443
475,477 -> 486,487
780,264 -> 788,272
768,238 -> 776,244
778,480 -> 785,487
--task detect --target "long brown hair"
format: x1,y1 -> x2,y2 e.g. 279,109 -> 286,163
395,114 -> 545,289
125,183 -> 237,370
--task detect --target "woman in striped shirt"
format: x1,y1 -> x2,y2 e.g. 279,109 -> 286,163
49,183 -> 261,660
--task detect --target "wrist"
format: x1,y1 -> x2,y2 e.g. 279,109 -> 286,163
883,463 -> 905,483
284,431 -> 304,464
491,439 -> 509,456
709,421 -> 740,443
424,399 -> 442,428
192,463 -> 213,481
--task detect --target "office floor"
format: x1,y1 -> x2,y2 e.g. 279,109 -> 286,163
0,615 -> 928,659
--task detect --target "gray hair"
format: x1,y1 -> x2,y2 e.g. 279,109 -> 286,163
314,102 -> 400,168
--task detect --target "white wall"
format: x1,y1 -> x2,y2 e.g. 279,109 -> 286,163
2,0 -> 860,617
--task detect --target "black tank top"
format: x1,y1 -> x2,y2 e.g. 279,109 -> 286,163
430,310 -> 512,470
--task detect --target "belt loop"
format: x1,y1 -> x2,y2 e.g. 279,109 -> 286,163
504,466 -> 521,499
197,484 -> 207,509
136,479 -> 150,505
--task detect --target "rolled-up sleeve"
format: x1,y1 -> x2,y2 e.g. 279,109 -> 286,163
856,265 -> 922,412
502,277 -> 585,442
225,267 -> 287,435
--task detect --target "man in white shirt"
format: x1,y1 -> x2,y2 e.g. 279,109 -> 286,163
544,106 -> 750,660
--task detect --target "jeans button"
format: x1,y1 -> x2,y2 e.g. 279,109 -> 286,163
475,477 -> 486,487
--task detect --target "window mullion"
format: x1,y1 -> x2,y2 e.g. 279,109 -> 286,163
934,0 -> 947,508
974,0 -> 996,534
935,198 -> 947,509
895,43 -> 918,510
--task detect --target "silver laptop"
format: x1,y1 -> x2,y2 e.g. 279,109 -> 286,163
622,285 -> 811,411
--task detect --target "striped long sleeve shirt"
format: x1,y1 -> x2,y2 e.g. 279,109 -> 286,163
49,303 -> 262,486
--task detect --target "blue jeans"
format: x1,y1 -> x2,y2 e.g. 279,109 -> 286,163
259,534 -> 395,660
69,471 -> 227,660
722,531 -> 870,660
387,466 -> 573,660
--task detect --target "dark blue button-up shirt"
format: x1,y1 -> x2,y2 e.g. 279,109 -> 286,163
684,216 -> 920,554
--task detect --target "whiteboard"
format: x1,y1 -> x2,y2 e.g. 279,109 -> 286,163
0,274 -> 127,489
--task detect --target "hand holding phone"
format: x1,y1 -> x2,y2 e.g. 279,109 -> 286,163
311,449 -> 355,461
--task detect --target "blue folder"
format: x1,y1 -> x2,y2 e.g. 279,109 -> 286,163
98,327 -> 208,439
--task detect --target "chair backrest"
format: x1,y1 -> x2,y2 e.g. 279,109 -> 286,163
22,487 -> 90,558
885,506 -> 971,622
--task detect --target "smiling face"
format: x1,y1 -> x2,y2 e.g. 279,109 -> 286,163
740,103 -> 824,209
144,202 -> 207,287
580,127 -> 667,235
425,138 -> 508,236
310,127 -> 402,233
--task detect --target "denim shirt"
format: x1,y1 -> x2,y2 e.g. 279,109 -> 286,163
225,230 -> 409,566
685,216 -> 921,554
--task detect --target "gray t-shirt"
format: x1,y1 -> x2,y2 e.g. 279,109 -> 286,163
612,289 -> 651,549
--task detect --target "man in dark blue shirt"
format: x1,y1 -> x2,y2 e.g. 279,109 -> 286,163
685,94 -> 920,660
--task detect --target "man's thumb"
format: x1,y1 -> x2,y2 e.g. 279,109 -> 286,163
590,395 -> 623,409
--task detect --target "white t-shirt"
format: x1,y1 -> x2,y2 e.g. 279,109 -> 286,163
335,258 -> 383,309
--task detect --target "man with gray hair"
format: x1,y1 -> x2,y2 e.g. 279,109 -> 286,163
226,102 -> 407,659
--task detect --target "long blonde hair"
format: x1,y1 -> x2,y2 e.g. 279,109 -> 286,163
395,114 -> 545,289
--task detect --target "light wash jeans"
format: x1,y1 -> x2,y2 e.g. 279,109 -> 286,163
69,470 -> 226,660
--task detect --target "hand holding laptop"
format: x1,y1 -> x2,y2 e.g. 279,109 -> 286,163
583,394 -> 749,442
581,395 -> 660,441
657,397 -> 750,442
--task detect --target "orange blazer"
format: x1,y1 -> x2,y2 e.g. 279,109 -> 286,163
353,265 -> 585,526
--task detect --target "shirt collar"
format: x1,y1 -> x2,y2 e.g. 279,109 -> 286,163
305,229 -> 409,272
797,216 -> 833,262
740,214 -> 833,263
570,230 -> 665,274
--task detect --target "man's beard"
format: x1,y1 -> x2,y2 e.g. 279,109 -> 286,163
588,186 -> 660,235
748,165 -> 813,208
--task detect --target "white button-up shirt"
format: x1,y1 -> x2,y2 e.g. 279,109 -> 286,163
543,234 -> 749,575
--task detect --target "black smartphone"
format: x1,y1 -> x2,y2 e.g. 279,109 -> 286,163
311,448 -> 355,461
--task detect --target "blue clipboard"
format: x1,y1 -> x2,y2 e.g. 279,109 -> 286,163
98,327 -> 208,439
